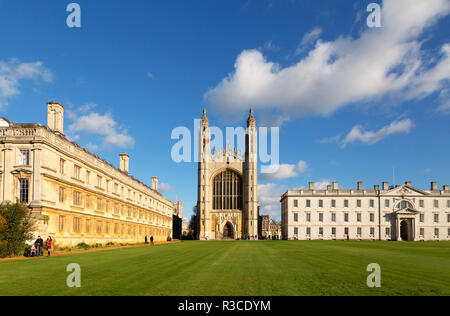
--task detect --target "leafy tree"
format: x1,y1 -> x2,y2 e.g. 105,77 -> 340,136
0,203 -> 35,258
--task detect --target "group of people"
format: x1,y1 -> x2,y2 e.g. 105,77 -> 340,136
144,235 -> 154,245
30,236 -> 53,257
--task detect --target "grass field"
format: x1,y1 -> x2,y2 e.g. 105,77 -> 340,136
0,241 -> 449,296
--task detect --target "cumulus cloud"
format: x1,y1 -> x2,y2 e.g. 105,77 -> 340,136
0,59 -> 52,107
260,164 -> 297,180
340,119 -> 414,147
68,108 -> 135,149
260,160 -> 309,180
313,179 -> 331,190
204,0 -> 450,121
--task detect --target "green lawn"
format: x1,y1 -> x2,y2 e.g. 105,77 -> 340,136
1,241 -> 449,296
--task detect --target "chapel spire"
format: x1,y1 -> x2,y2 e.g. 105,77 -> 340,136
201,109 -> 209,127
247,108 -> 256,127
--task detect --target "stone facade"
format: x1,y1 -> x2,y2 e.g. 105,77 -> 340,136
281,181 -> 450,241
196,110 -> 259,240
0,102 -> 175,246
259,215 -> 281,240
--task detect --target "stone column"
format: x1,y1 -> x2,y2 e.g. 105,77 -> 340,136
1,147 -> 13,204
30,147 -> 42,209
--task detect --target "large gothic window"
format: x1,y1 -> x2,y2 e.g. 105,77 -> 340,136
213,170 -> 243,210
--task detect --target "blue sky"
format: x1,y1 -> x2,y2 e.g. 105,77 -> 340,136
0,0 -> 449,221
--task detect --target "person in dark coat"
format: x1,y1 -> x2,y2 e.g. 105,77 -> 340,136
150,236 -> 154,246
145,235 -> 148,245
35,236 -> 44,257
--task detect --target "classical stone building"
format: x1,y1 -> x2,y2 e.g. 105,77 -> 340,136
281,181 -> 450,241
259,215 -> 282,240
0,102 -> 174,246
196,109 -> 259,240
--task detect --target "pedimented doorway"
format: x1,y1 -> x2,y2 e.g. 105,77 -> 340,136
399,219 -> 414,241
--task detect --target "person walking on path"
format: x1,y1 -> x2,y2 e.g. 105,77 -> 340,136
35,236 -> 44,257
45,237 -> 53,257
145,235 -> 148,245
150,236 -> 154,246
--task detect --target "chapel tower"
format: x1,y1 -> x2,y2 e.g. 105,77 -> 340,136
196,109 -> 259,240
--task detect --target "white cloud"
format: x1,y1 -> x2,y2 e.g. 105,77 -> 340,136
313,179 -> 331,190
68,110 -> 135,149
260,164 -> 298,180
258,183 -> 285,219
260,160 -> 309,181
296,27 -> 323,55
0,59 -> 52,107
204,0 -> 450,120
297,160 -> 309,173
159,183 -> 172,193
340,119 -> 414,147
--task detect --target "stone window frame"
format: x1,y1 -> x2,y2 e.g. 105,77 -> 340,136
18,178 -> 30,204
18,149 -> 31,166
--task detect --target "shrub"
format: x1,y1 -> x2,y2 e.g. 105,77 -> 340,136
0,203 -> 35,258
167,236 -> 172,242
106,242 -> 115,247
76,242 -> 91,250
23,244 -> 32,257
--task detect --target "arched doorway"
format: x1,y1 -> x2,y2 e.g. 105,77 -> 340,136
400,220 -> 409,241
223,222 -> 234,239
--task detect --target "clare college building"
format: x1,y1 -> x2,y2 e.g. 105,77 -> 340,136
0,102 -> 175,246
281,181 -> 450,241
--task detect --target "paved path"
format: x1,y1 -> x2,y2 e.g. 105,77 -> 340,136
0,240 -> 180,262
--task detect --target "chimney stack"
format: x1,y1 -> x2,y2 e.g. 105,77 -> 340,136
405,181 -> 412,187
152,176 -> 159,191
444,185 -> 449,191
119,153 -> 129,174
327,185 -> 332,191
382,182 -> 389,190
309,182 -> 314,190
374,185 -> 380,191
357,181 -> 363,191
431,181 -> 438,191
332,181 -> 338,190
47,102 -> 65,135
